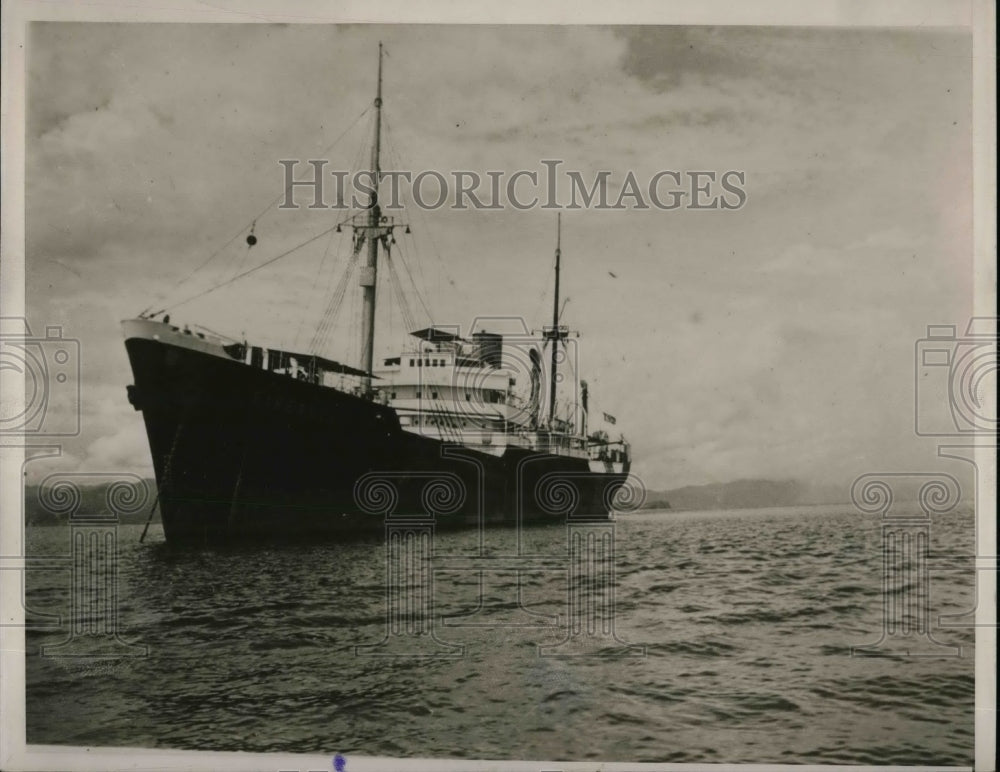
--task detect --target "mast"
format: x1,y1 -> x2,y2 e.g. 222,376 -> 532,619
359,42 -> 384,393
549,213 -> 561,427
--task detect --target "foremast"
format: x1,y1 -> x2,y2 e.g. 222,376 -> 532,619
358,42 -> 384,393
352,42 -> 404,395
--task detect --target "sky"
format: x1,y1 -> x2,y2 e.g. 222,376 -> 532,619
20,22 -> 977,494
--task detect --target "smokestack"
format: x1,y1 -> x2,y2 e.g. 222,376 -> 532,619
472,331 -> 503,369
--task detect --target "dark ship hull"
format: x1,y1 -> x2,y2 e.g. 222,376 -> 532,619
125,334 -> 629,546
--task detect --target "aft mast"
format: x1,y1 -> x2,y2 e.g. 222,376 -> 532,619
549,213 -> 561,426
359,42 -> 384,394
545,213 -> 572,430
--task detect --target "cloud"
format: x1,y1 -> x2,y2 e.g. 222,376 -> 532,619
22,23 -> 974,491
83,419 -> 150,474
616,27 -> 770,91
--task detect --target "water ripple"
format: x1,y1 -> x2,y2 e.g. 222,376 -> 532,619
25,504 -> 975,763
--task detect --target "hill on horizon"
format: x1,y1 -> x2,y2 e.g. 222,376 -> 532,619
641,478 -> 851,512
22,474 -> 967,524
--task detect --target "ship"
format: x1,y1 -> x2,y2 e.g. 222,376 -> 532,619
122,44 -> 632,546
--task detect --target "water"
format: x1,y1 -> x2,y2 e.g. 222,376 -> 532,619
25,504 -> 976,763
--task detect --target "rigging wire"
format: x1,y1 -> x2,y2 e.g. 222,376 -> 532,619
530,251 -> 555,333
381,250 -> 411,360
165,214 -> 356,311
381,113 -> 431,302
293,225 -> 342,351
144,103 -> 373,315
378,114 -> 427,322
381,111 -> 456,310
306,106 -> 387,357
306,108 -> 379,355
385,253 -> 418,334
349,109 -> 377,207
213,220 -> 259,299
384,257 -> 397,360
390,239 -> 434,327
346,268 -> 360,371
310,243 -> 360,354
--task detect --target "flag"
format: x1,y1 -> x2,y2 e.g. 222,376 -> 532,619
603,412 -> 616,425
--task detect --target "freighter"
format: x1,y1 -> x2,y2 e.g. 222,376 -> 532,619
122,45 -> 632,545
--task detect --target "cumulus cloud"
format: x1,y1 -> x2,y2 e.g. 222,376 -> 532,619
23,23 -> 973,491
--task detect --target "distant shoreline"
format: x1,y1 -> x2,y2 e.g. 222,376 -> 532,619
21,476 -> 973,525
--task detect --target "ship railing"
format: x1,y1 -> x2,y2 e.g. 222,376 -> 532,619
389,404 -> 600,459
435,406 -> 465,444
189,322 -> 240,344
587,439 -> 630,464
392,404 -> 500,445
518,430 -> 590,458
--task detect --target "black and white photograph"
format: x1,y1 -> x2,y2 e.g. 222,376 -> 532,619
1,2 -> 995,770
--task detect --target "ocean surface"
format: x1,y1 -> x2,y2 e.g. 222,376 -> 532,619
24,503 -> 976,764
